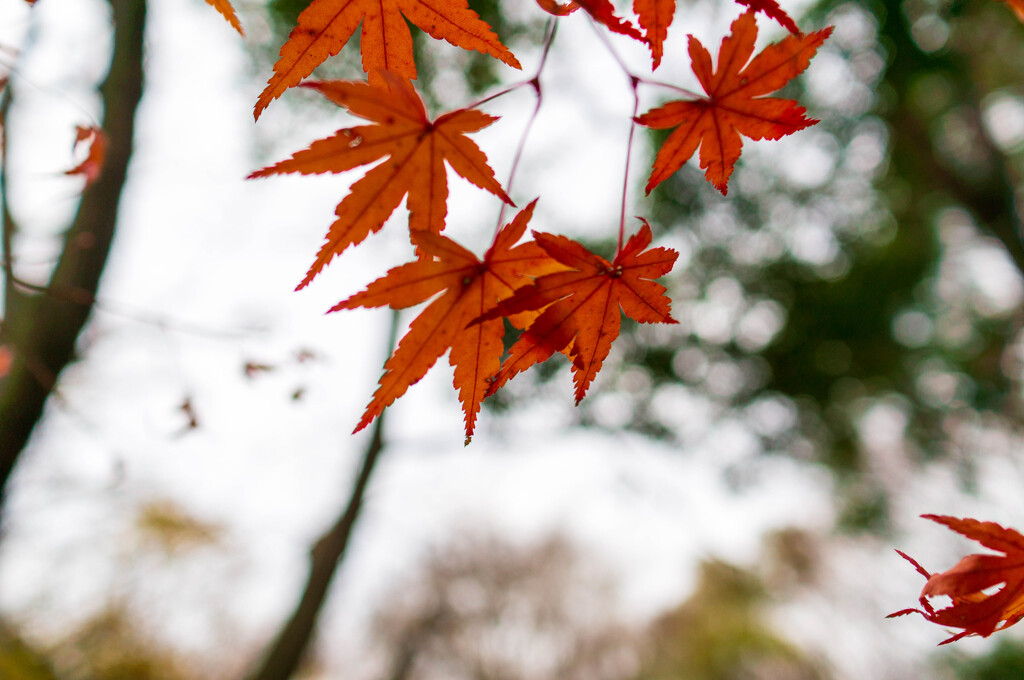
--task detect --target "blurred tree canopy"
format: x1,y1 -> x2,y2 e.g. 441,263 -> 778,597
544,0 -> 1024,533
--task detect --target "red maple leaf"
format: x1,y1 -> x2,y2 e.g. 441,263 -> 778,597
636,10 -> 831,194
254,0 -> 521,119
477,221 -> 678,404
634,0 -> 675,68
536,0 -> 580,15
65,125 -> 107,187
534,0 -> 646,52
331,201 -> 562,442
576,0 -> 645,42
248,74 -> 513,290
734,0 -> 799,34
889,515 -> 1024,645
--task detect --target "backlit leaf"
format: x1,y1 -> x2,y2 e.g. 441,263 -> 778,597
477,221 -> 678,403
734,0 -> 798,34
331,201 -> 561,442
248,74 -> 512,289
634,0 -> 675,68
205,0 -> 244,34
889,515 -> 1024,645
637,10 -> 831,194
254,0 -> 521,119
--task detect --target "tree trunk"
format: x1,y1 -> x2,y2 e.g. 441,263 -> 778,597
0,0 -> 146,504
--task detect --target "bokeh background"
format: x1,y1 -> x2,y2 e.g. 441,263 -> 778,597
4,0 -> 1024,677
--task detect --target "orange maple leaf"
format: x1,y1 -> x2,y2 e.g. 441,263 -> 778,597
254,0 -> 521,119
636,10 -> 831,195
734,0 -> 799,34
889,515 -> 1024,645
1000,0 -> 1024,22
478,221 -> 678,404
65,125 -> 107,187
0,345 -> 10,378
205,0 -> 244,35
331,201 -> 560,442
248,74 -> 513,290
633,0 -> 675,68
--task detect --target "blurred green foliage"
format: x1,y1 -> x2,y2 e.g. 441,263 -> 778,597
635,559 -> 825,680
953,640 -> 1024,679
573,0 -> 1024,533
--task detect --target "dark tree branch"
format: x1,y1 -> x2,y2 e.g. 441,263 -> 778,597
1,83 -> 15,317
0,0 -> 146,505
244,311 -> 399,680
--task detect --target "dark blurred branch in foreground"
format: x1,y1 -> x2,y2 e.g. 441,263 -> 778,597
0,0 -> 146,506
243,311 -> 398,680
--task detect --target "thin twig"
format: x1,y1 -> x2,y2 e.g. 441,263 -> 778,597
619,78 -> 640,253
585,17 -> 646,252
494,18 -> 559,232
637,77 -> 702,99
2,269 -> 263,340
0,54 -> 101,126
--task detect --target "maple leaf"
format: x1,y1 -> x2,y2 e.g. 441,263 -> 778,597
331,200 -> 561,442
1000,0 -> 1024,22
253,0 -> 521,120
634,0 -> 675,68
734,0 -> 799,34
534,0 -> 644,43
536,0 -> 580,15
477,221 -> 678,404
576,0 -> 645,42
248,74 -> 513,290
636,10 -> 831,195
205,0 -> 244,35
889,515 -> 1024,645
0,345 -> 10,379
65,125 -> 107,187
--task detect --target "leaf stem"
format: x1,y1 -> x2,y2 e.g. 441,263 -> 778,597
619,78 -> 640,254
585,17 -> 644,254
0,266 -> 262,340
493,18 -> 558,233
637,77 -> 702,99
464,18 -> 559,113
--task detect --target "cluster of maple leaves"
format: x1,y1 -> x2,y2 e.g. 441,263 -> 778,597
234,0 -> 1024,648
27,0 -> 1024,647
236,0 -> 834,443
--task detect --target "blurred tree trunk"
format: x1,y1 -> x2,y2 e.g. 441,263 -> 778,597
243,312 -> 397,680
243,419 -> 385,680
0,0 -> 146,505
